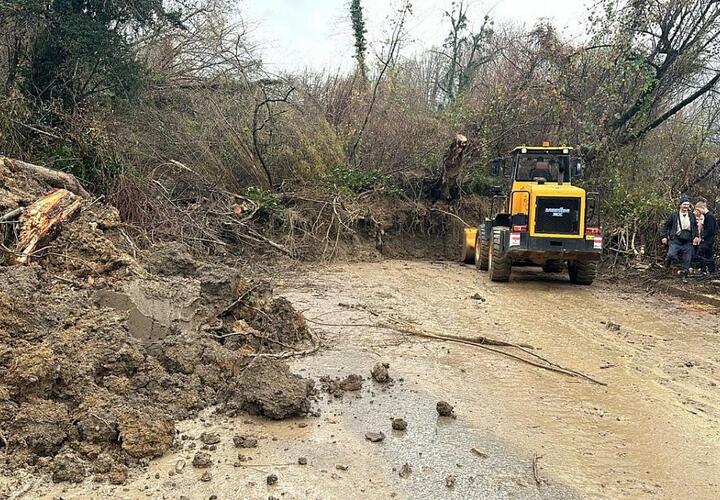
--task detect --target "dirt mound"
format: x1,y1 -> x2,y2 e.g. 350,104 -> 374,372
0,169 -> 316,482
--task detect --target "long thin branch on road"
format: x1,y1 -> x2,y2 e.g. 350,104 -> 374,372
308,310 -> 607,386
397,327 -> 607,386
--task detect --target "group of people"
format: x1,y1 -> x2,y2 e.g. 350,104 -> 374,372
662,195 -> 717,277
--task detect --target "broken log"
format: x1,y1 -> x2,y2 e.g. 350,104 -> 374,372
12,189 -> 83,264
0,156 -> 90,198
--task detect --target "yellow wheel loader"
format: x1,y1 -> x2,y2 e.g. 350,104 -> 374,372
462,144 -> 602,284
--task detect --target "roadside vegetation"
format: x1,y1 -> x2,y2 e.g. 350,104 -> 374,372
1,0 -> 719,263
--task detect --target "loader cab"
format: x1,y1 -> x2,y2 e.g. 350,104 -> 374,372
509,146 -> 579,185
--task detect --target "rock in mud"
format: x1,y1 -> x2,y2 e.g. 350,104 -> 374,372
192,452 -> 213,468
266,473 -> 278,485
233,435 -> 258,448
436,401 -> 455,418
320,373 -> 363,396
371,362 -> 391,383
399,462 -> 412,478
605,321 -> 621,331
298,457 -> 308,465
118,410 -> 175,459
200,432 -> 221,445
200,471 -> 212,482
225,358 -> 311,419
445,474 -> 456,488
51,451 -> 87,483
365,431 -> 385,442
391,418 -> 407,431
339,374 -> 363,391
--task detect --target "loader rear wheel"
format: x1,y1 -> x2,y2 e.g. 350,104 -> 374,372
474,225 -> 489,270
460,227 -> 478,263
489,227 -> 511,282
569,260 -> 597,285
542,260 -> 565,273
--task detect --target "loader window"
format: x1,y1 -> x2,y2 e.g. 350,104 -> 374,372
515,156 -> 569,182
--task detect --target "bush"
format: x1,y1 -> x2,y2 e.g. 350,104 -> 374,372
325,164 -> 397,195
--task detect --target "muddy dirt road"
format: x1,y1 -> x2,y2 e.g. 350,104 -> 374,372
10,260 -> 720,499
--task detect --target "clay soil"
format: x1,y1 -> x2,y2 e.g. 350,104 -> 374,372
0,163 -> 316,486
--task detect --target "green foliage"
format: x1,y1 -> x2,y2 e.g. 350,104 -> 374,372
326,164 -> 397,195
349,0 -> 368,78
465,168 -> 499,196
244,186 -> 283,218
15,0 -> 178,109
41,142 -> 123,192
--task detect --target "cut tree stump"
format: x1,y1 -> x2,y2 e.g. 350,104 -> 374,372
12,189 -> 83,264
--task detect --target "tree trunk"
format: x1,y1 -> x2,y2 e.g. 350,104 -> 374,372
0,157 -> 91,198
11,189 -> 83,264
438,133 -> 468,201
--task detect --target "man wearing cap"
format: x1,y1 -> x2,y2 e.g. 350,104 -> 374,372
694,200 -> 717,274
661,195 -> 700,276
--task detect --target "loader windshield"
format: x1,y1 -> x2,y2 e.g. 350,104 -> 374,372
515,155 -> 569,182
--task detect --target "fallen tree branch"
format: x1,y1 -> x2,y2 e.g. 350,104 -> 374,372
244,330 -> 322,359
0,208 -> 23,222
218,283 -> 262,317
308,310 -> 606,386
1,157 -> 90,198
532,453 -> 546,485
429,207 -> 470,227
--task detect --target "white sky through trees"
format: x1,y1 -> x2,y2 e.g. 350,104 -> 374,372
242,0 -> 589,73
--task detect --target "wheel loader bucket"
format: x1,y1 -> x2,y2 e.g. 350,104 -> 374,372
460,226 -> 478,263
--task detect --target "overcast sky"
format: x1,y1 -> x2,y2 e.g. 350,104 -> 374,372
242,0 -> 591,74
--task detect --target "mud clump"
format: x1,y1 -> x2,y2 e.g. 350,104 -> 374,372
51,451 -> 87,483
320,374 -> 363,397
365,431 -> 385,442
391,418 -> 407,431
436,401 -> 456,418
200,432 -> 221,445
0,166 -> 315,482
224,358 -> 312,419
192,452 -> 213,468
371,362 -> 391,383
233,435 -> 258,448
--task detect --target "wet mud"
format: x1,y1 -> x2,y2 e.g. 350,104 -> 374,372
8,260 -> 718,498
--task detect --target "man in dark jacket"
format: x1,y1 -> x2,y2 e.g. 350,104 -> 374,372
662,195 -> 699,275
695,200 -> 717,273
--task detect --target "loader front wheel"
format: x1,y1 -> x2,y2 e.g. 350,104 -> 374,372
489,227 -> 511,282
474,225 -> 489,270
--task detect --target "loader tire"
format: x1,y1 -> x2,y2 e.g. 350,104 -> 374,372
569,260 -> 597,285
474,225 -> 489,270
542,260 -> 565,273
460,227 -> 478,263
489,227 -> 511,282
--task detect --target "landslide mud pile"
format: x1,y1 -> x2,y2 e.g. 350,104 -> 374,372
0,163 -> 315,483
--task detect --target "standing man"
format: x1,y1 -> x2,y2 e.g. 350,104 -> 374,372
694,200 -> 717,274
662,195 -> 699,276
